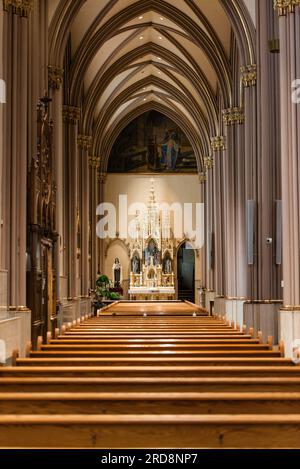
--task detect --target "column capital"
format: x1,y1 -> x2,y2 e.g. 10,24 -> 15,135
222,107 -> 245,126
203,155 -> 214,170
198,171 -> 207,184
48,66 -> 64,90
97,172 -> 107,184
210,136 -> 226,152
274,0 -> 300,16
3,0 -> 33,17
62,105 -> 80,124
240,64 -> 257,87
89,155 -> 101,169
78,135 -> 92,150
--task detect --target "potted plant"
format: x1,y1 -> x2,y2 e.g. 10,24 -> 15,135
95,274 -> 121,301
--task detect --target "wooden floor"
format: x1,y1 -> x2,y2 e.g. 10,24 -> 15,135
0,300 -> 300,448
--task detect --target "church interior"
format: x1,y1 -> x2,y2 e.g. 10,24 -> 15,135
1,0 -> 300,449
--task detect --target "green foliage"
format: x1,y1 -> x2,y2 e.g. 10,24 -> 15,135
96,274 -> 110,286
95,274 -> 121,301
108,292 -> 121,300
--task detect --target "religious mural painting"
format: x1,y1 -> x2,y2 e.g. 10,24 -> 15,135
108,110 -> 197,173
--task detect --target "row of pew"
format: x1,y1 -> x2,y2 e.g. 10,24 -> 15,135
0,301 -> 300,448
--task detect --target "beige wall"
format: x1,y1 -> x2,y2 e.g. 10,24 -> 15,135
102,174 -> 203,301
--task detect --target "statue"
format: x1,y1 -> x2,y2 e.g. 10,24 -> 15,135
113,258 -> 121,287
164,257 -> 172,274
132,255 -> 140,274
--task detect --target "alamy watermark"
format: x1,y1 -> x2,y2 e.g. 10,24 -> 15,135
292,79 -> 300,104
0,340 -> 6,364
0,79 -> 6,104
292,339 -> 300,365
96,195 -> 205,249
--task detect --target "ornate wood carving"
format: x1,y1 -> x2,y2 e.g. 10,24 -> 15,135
27,95 -> 58,346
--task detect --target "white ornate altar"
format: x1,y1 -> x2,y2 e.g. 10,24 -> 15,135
128,179 -> 175,300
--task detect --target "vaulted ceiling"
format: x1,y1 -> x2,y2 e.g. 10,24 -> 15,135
49,0 -> 255,172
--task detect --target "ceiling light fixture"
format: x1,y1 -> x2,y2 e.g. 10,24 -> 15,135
158,36 -> 162,40
160,17 -> 164,21
139,36 -> 144,40
139,16 -> 143,20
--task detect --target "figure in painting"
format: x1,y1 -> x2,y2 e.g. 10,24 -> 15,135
113,258 -> 121,287
160,130 -> 180,171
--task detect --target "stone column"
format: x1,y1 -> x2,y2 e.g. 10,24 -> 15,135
77,135 -> 92,295
89,155 -> 100,288
1,1 -> 33,307
275,1 -> 300,356
211,136 -> 226,296
62,105 -> 80,299
0,2 -> 7,309
48,66 -> 64,300
222,106 -> 246,298
204,165 -> 214,292
97,171 -> 107,276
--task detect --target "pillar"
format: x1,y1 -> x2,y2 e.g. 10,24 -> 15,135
275,0 -> 300,356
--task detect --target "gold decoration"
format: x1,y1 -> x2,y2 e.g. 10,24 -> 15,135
222,107 -> 245,125
97,172 -> 107,184
48,66 -> 64,90
62,105 -> 80,124
89,155 -> 101,169
274,0 -> 300,15
77,135 -> 92,150
268,39 -> 280,53
203,155 -> 214,170
199,171 -> 207,184
210,136 -> 226,152
240,64 -> 257,87
3,0 -> 33,17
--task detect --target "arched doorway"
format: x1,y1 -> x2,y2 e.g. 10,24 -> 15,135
177,242 -> 195,302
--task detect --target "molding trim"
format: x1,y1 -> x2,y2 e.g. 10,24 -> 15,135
280,305 -> 300,311
3,0 -> 33,17
8,305 -> 31,311
245,300 -> 283,305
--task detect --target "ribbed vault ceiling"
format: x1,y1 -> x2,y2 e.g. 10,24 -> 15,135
49,0 -> 254,172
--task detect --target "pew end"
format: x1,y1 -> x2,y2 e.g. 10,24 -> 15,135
25,342 -> 32,358
279,340 -> 285,358
11,349 -> 19,367
37,336 -> 43,351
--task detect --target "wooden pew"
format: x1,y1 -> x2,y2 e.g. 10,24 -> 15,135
1,365 -> 299,378
15,356 -> 291,368
29,350 -> 280,358
1,376 -> 300,393
41,343 -> 271,351
51,338 -> 263,344
0,414 -> 300,448
0,391 -> 300,415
